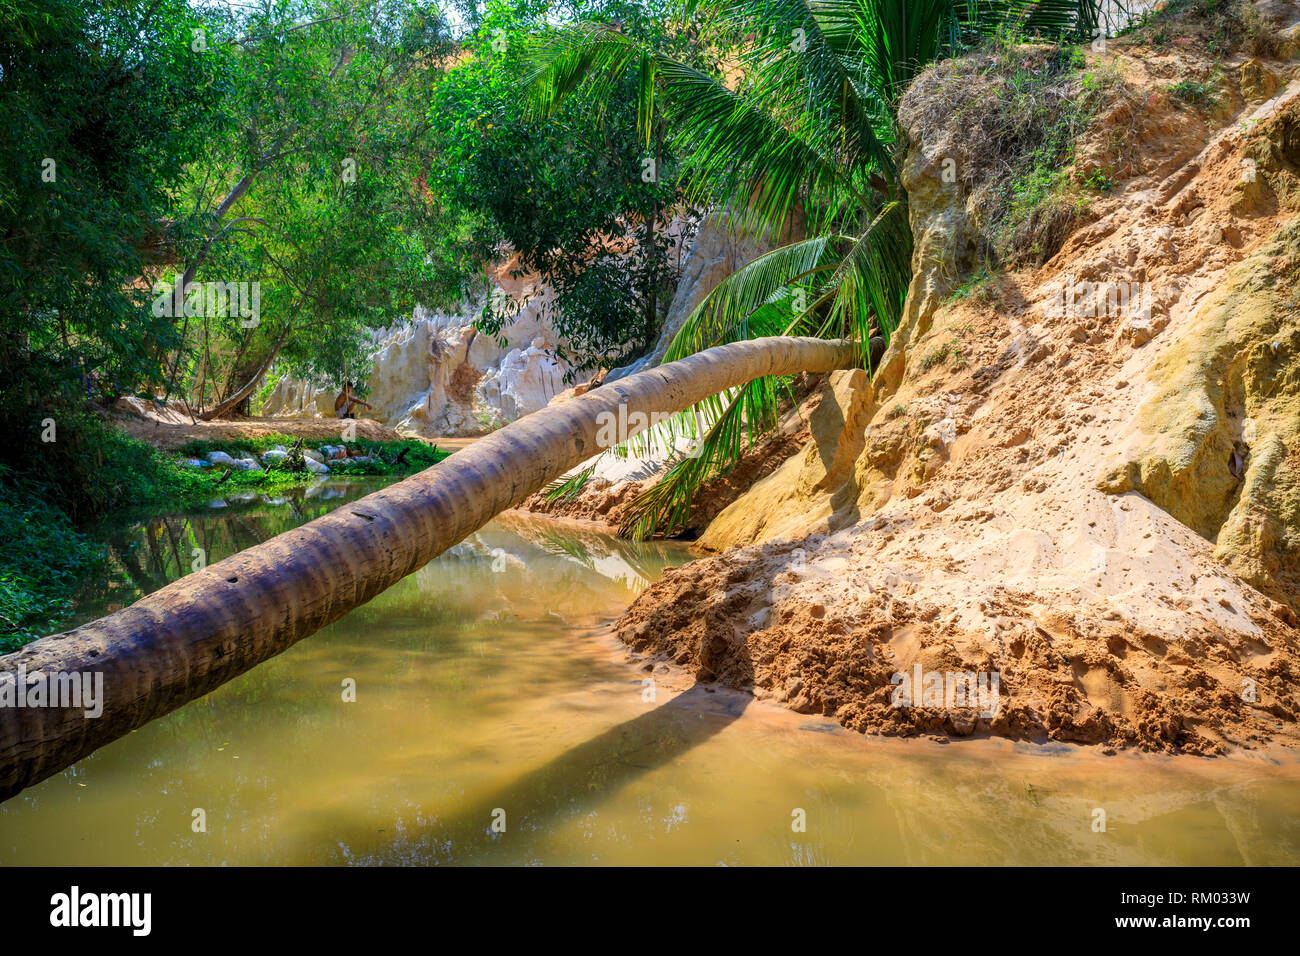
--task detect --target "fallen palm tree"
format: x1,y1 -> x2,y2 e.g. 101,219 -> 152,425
0,337 -> 856,799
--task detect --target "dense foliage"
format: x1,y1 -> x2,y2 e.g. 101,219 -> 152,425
430,0 -> 692,374
1,0 -> 218,471
0,0 -> 463,643
1,0 -> 1130,644
172,0 -> 463,410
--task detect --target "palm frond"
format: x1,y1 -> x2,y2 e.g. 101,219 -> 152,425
522,0 -> 1111,540
618,374 -> 788,540
819,198 -> 911,361
541,463 -> 597,502
654,57 -> 877,236
665,233 -> 842,361
524,23 -> 649,134
956,1 -> 1113,41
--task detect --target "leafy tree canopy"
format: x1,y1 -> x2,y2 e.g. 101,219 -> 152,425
429,0 -> 697,374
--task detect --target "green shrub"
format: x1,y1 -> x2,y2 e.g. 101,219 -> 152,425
0,467 -> 102,650
1167,78 -> 1218,106
900,44 -> 1120,268
1123,0 -> 1280,58
175,436 -> 447,475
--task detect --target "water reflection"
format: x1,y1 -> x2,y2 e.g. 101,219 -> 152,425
1,487 -> 1298,866
71,480 -> 388,626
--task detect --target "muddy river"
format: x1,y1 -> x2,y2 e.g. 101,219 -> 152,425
2,479 -> 1297,865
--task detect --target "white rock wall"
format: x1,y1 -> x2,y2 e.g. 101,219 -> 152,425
261,271 -> 574,438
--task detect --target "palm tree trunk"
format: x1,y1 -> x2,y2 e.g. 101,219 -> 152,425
0,337 -> 856,799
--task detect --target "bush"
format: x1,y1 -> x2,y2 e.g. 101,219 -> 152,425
899,43 -> 1121,267
16,411 -> 184,525
1124,0 -> 1282,58
0,467 -> 102,650
1168,78 -> 1218,106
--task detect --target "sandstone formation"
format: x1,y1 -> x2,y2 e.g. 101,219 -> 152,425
261,277 -> 572,439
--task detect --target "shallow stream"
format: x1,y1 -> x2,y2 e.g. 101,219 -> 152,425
2,480 -> 1296,865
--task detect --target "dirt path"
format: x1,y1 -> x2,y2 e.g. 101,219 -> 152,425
113,399 -> 481,453
116,413 -> 404,451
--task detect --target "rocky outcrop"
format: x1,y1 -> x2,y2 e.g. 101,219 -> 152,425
1100,220 -> 1300,612
261,271 -> 573,438
696,369 -> 872,548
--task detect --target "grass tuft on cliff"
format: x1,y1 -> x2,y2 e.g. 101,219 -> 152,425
899,41 -> 1124,267
1123,0 -> 1283,58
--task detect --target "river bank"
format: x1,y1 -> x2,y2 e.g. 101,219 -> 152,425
0,409 -> 454,649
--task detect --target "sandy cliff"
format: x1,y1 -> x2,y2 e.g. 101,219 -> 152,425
616,4 -> 1300,754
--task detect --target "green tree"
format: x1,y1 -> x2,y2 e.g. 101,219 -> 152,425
0,0 -> 225,640
429,0 -> 692,375
168,0 -> 460,417
0,0 -> 219,420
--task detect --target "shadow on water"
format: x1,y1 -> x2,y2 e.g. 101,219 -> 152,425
333,683 -> 749,865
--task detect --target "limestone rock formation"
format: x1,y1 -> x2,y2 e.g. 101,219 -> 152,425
261,281 -> 572,438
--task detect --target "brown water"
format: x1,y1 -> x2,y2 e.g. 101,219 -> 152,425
2,480 -> 1298,865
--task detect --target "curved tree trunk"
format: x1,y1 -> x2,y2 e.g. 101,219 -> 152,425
0,337 -> 856,799
198,322 -> 291,421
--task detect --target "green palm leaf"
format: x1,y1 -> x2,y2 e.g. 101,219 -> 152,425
665,233 -> 842,360
618,374 -> 786,540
